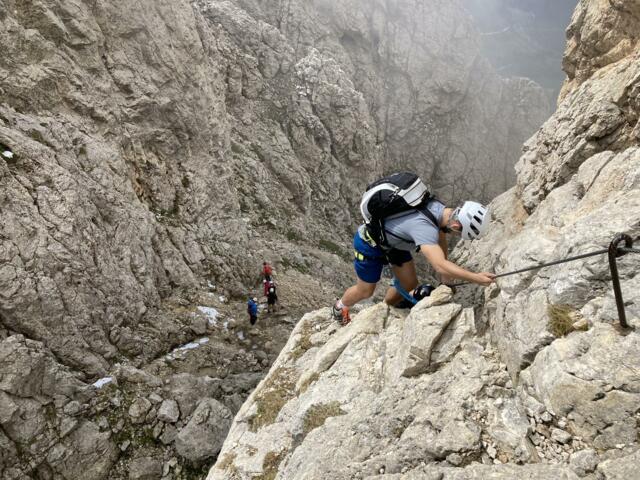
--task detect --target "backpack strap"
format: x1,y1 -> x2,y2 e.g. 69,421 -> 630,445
366,197 -> 445,249
365,219 -> 387,248
418,197 -> 447,232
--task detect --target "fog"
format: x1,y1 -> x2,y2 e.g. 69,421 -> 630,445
462,0 -> 577,100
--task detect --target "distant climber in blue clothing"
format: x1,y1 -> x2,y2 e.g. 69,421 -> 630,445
332,172 -> 496,326
247,297 -> 258,325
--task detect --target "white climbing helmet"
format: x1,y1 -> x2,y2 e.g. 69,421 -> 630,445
456,201 -> 490,240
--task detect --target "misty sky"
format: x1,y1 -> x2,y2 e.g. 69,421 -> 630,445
462,0 -> 577,97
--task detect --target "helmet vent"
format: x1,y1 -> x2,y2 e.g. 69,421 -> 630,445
458,200 -> 490,240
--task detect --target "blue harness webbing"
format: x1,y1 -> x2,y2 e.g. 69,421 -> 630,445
392,277 -> 417,305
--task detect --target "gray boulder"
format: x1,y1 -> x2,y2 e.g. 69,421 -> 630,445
128,456 -> 163,480
176,398 -> 233,464
597,449 -> 640,479
570,449 -> 598,477
128,397 -> 152,425
158,399 -> 180,423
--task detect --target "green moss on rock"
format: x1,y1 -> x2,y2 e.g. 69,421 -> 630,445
302,402 -> 345,436
290,322 -> 314,361
249,367 -> 297,432
256,450 -> 285,480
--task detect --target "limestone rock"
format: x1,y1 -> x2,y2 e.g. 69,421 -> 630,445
0,335 -> 87,399
421,285 -> 454,308
521,324 -> 640,449
561,0 -> 640,98
128,456 -> 163,480
208,300 -> 547,479
52,421 -> 119,480
158,399 -> 180,423
399,303 -> 462,377
597,449 -> 640,479
113,366 -> 162,389
486,397 -> 534,462
163,374 -> 222,418
430,308 -> 476,367
432,420 -> 481,456
570,449 -> 598,477
175,398 -> 233,464
160,424 -> 178,446
0,335 -> 120,479
128,398 -> 152,425
369,463 -> 580,479
551,427 -> 572,444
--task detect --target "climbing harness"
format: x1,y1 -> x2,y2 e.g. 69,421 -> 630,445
450,234 -> 639,331
392,277 -> 418,305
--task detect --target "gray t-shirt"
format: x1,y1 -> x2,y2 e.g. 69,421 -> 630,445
359,200 -> 445,252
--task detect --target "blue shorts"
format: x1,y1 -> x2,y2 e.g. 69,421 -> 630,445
353,231 -> 412,284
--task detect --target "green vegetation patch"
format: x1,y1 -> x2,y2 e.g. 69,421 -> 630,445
318,239 -> 350,261
256,450 -> 286,480
176,461 -> 209,480
289,321 -> 313,361
298,372 -> 320,395
285,228 -> 303,243
249,367 -> 297,432
280,257 -> 310,275
217,452 -> 238,475
548,304 -> 581,337
302,401 -> 345,436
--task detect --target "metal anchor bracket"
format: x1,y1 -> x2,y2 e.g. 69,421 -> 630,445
608,234 -> 635,331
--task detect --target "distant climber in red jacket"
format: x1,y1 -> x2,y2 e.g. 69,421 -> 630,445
262,261 -> 273,282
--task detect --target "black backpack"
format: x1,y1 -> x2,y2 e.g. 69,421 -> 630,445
359,172 -> 438,247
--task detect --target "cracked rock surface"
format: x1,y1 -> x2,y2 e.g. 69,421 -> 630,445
0,0 -> 548,477
208,288 -> 584,479
0,292 -> 296,479
209,1 -> 640,478
0,0 -> 547,377
451,0 -> 640,477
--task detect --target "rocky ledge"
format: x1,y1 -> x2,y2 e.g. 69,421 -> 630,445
206,287 -> 639,479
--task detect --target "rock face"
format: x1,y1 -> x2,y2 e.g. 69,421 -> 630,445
208,290 -> 582,479
561,0 -> 640,100
209,1 -> 640,478
0,0 -> 548,476
0,297 -> 286,479
0,0 -> 547,377
0,335 -> 118,480
449,0 -> 640,476
175,398 -> 233,464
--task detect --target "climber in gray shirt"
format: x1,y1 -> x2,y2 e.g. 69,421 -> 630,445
381,200 -> 446,251
332,199 -> 496,326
